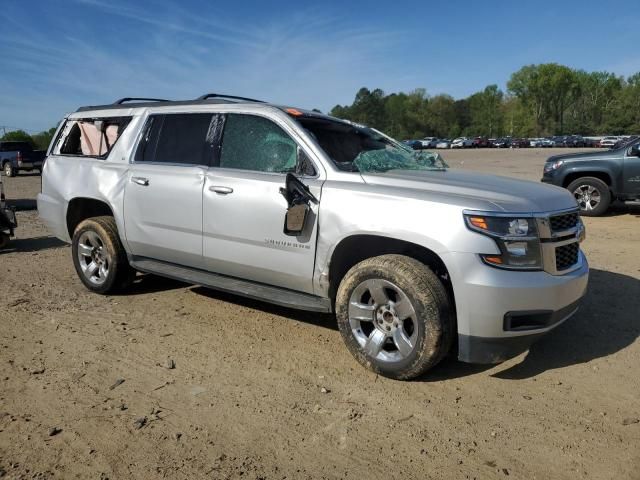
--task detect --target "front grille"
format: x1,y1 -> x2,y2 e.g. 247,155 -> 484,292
549,212 -> 579,233
555,242 -> 579,271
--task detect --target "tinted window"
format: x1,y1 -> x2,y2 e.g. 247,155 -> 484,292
151,113 -> 215,166
220,114 -> 298,173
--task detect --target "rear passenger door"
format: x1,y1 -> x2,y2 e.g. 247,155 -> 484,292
124,113 -> 216,268
202,113 -> 323,294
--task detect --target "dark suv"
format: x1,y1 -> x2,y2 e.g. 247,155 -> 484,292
541,137 -> 640,215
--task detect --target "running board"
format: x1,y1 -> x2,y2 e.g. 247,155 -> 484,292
129,257 -> 332,313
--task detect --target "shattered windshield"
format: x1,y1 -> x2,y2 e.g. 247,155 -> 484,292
298,117 -> 448,173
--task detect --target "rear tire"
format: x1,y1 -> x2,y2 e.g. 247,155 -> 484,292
3,162 -> 15,177
335,254 -> 454,380
567,177 -> 611,216
71,216 -> 135,294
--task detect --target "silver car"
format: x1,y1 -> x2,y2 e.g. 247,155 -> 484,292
38,94 -> 589,380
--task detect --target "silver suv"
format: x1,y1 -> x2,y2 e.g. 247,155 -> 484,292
38,94 -> 588,380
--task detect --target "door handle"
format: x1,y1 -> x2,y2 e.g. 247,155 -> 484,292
209,186 -> 233,194
131,177 -> 149,186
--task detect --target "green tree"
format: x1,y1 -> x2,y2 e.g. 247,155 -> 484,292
32,127 -> 58,150
1,129 -> 35,146
426,94 -> 457,138
469,85 -> 504,137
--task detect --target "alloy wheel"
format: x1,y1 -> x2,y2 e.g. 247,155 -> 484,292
76,230 -> 111,285
573,184 -> 601,212
348,278 -> 418,362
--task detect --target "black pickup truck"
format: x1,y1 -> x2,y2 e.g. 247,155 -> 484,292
542,137 -> 640,216
1,141 -> 45,177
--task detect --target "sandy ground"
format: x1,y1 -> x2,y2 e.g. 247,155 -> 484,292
0,148 -> 639,480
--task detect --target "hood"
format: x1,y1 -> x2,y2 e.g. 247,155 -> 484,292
546,149 -> 623,163
361,169 -> 577,213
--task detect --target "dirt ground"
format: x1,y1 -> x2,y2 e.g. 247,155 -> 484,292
1,148 -> 638,480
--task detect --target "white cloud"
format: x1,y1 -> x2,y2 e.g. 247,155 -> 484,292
0,1 -> 408,130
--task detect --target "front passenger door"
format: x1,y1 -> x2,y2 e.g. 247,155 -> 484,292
202,113 -> 323,294
623,142 -> 640,195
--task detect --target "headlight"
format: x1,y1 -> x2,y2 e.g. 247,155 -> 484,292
464,214 -> 542,270
543,160 -> 564,173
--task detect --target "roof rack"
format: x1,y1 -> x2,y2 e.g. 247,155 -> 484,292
113,97 -> 170,105
196,93 -> 265,103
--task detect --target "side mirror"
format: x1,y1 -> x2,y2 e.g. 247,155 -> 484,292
629,144 -> 640,157
280,173 -> 318,236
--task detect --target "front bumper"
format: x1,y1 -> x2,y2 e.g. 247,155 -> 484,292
441,251 -> 589,364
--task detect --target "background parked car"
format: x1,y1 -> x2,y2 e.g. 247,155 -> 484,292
511,138 -> 530,148
421,137 -> 439,148
451,137 -> 474,148
563,135 -> 585,148
613,135 -> 638,149
492,137 -> 512,148
1,141 -> 45,177
435,139 -> 451,149
599,136 -> 619,148
402,140 -> 423,150
472,136 -> 490,148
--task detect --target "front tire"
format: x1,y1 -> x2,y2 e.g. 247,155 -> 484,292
335,255 -> 454,380
567,177 -> 611,216
71,216 -> 135,294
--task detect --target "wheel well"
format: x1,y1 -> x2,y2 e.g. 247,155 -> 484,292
562,171 -> 612,188
66,198 -> 114,237
328,235 -> 454,305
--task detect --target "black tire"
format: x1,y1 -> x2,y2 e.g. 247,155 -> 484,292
71,216 -> 135,294
3,162 -> 15,177
335,254 -> 454,380
567,177 -> 611,217
0,232 -> 9,249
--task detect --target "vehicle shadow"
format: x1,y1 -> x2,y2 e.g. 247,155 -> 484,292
0,235 -> 66,253
190,286 -> 338,331
417,268 -> 639,382
492,268 -> 639,379
6,199 -> 37,211
116,273 -> 189,296
602,202 -> 640,217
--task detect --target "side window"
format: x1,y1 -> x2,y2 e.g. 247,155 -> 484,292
58,117 -> 131,157
219,114 -> 299,173
135,113 -> 216,166
153,113 -> 215,166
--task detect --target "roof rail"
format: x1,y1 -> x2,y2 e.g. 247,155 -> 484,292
113,97 -> 170,105
196,93 -> 265,103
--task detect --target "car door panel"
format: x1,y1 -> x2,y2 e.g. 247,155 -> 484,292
123,112 -> 215,268
623,150 -> 640,195
124,163 -> 205,267
202,169 -> 321,293
201,113 -> 323,294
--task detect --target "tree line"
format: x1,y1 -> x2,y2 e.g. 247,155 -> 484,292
0,127 -> 57,151
330,63 -> 640,140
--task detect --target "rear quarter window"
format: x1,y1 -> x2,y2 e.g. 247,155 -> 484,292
56,117 -> 132,158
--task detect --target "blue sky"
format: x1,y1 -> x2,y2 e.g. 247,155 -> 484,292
1,0 -> 639,132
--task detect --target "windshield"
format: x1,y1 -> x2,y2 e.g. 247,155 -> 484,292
298,117 -> 448,173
